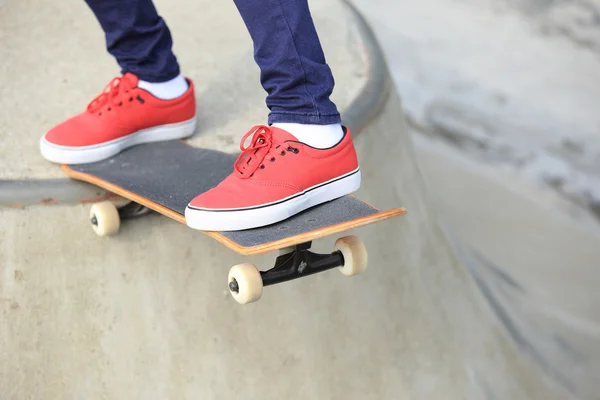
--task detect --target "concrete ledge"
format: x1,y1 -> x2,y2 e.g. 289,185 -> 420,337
337,0 -> 392,134
0,180 -> 120,208
0,0 -> 391,208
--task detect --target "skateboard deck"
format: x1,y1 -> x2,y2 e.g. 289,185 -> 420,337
62,140 -> 406,256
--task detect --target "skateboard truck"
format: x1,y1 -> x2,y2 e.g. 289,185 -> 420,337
88,201 -> 152,236
227,236 -> 368,305
85,200 -> 372,305
117,202 -> 153,220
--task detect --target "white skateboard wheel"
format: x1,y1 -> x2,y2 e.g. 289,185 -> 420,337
89,201 -> 120,237
228,263 -> 263,304
335,235 -> 368,276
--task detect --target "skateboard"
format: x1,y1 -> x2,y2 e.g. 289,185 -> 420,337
62,140 -> 407,304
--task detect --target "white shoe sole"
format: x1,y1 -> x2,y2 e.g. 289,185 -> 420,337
40,116 -> 197,164
185,167 -> 361,231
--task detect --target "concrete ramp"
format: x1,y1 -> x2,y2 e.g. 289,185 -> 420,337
0,1 -> 567,399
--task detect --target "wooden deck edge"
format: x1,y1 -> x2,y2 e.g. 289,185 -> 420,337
62,165 -> 407,256
235,207 -> 407,256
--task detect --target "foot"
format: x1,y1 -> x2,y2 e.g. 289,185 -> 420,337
185,125 -> 361,231
40,73 -> 197,164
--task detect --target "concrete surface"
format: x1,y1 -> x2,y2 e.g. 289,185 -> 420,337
0,0 -> 364,179
1,87 -> 566,400
0,0 -> 589,399
416,134 -> 600,399
352,0 -> 600,218
351,1 -> 600,398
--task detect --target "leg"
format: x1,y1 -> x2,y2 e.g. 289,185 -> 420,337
84,0 -> 180,82
84,0 -> 188,99
186,1 -> 360,232
232,0 -> 341,127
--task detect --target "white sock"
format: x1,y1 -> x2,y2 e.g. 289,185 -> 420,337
273,123 -> 344,149
137,74 -> 188,100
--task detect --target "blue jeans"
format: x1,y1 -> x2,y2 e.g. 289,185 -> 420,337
84,0 -> 341,125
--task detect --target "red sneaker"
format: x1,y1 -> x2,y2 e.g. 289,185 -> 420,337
40,73 -> 196,164
185,125 -> 361,231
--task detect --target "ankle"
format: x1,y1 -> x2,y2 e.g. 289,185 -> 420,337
273,123 -> 343,149
137,74 -> 188,100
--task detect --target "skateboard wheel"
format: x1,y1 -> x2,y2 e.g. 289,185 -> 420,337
89,201 -> 120,237
334,235 -> 368,276
228,263 -> 263,304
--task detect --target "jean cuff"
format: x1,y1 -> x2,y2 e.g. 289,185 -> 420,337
121,67 -> 181,83
268,111 -> 342,125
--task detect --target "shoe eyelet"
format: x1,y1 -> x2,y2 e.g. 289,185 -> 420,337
260,164 -> 265,169
119,102 -> 123,106
280,151 -> 286,156
129,98 -> 133,102
270,157 -> 276,162
108,107 -> 111,111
